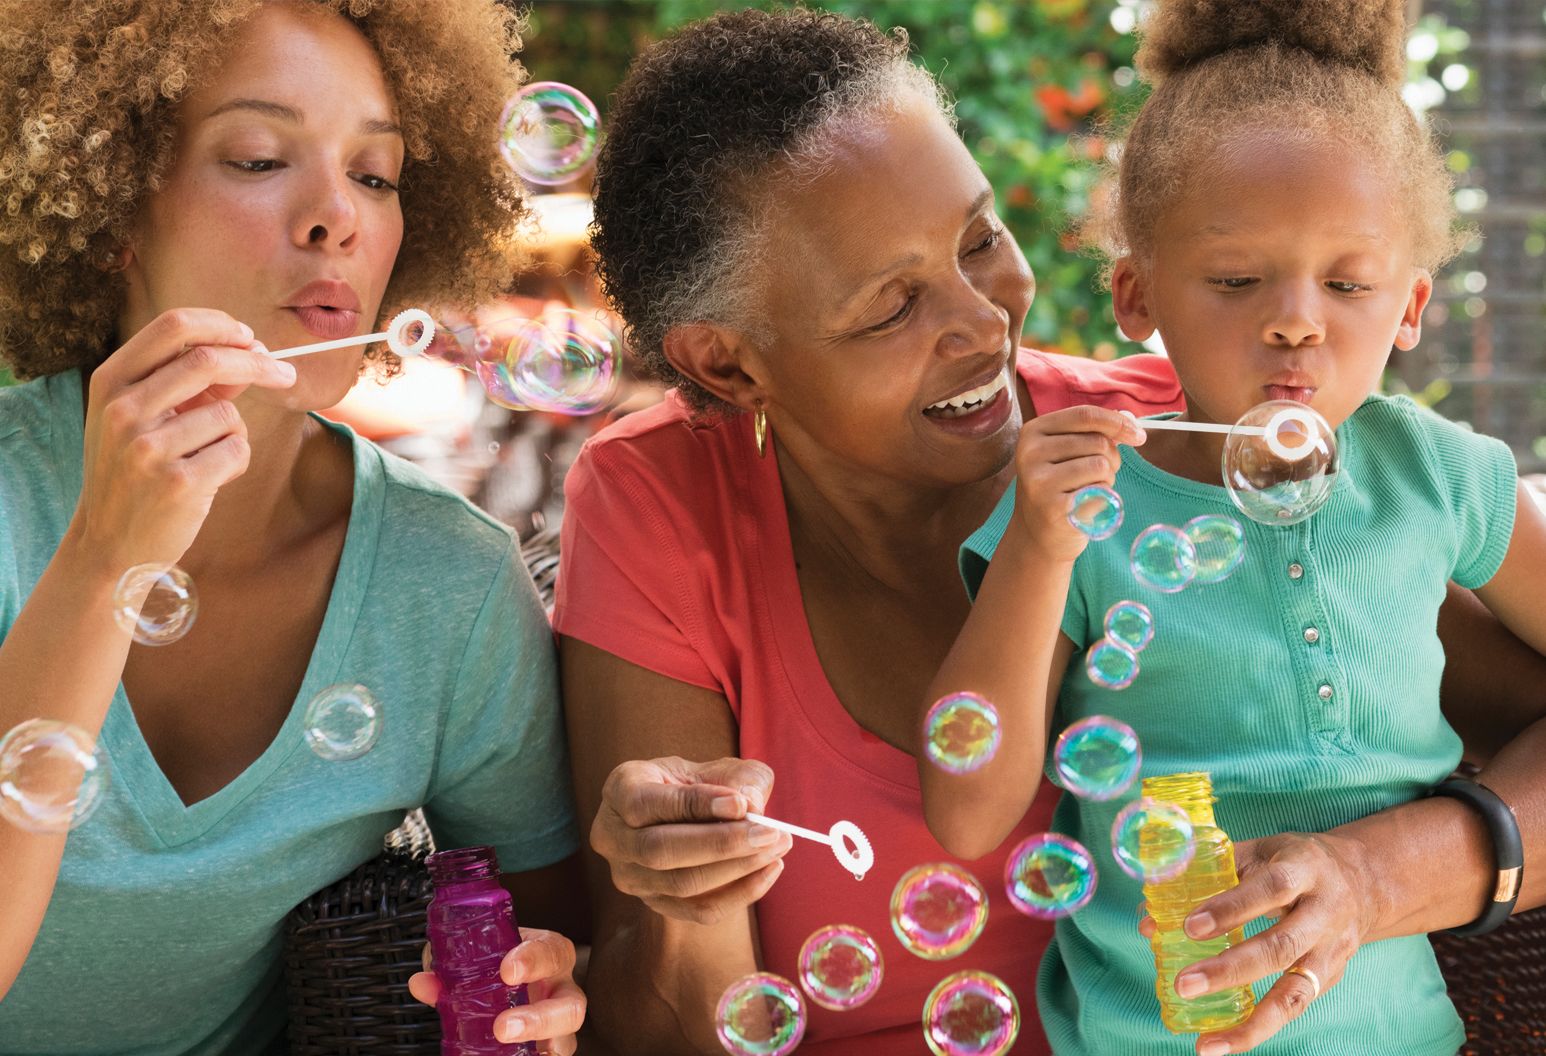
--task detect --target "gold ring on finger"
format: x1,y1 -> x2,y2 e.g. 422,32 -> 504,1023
1282,964 -> 1322,1000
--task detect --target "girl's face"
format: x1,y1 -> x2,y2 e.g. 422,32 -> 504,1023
122,2 -> 405,412
1115,135 -> 1431,436
750,96 -> 1036,491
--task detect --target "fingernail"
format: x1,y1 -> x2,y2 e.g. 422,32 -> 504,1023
1186,911 -> 1215,939
1132,427 -> 1148,444
1199,1040 -> 1230,1056
1176,972 -> 1207,998
275,361 -> 295,382
739,785 -> 765,812
748,823 -> 779,847
498,1014 -> 530,1042
710,794 -> 743,820
239,322 -> 254,340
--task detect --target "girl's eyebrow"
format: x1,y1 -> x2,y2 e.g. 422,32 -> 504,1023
203,97 -> 401,138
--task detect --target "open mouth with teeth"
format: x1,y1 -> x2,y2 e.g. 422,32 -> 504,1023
924,371 -> 1009,419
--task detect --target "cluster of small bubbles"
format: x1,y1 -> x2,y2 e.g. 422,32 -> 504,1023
1222,401 -> 1338,526
1111,798 -> 1196,882
0,719 -> 109,833
1053,716 -> 1141,800
498,309 -> 618,414
797,924 -> 884,1011
1103,600 -> 1154,653
1129,525 -> 1198,593
111,564 -> 198,646
921,971 -> 1021,1056
1003,833 -> 1098,919
923,692 -> 1002,775
1067,485 -> 1123,540
1184,514 -> 1246,584
715,972 -> 806,1056
302,684 -> 383,762
497,82 -> 600,186
890,863 -> 990,960
1085,638 -> 1139,690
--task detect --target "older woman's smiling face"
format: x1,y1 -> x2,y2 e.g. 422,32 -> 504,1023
752,95 -> 1034,488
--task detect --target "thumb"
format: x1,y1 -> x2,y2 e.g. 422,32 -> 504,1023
689,757 -> 775,814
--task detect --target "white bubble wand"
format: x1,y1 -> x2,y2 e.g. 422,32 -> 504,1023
266,308 -> 436,361
745,811 -> 875,881
1121,408 -> 1319,461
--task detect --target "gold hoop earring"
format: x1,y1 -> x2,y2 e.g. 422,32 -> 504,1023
753,404 -> 768,458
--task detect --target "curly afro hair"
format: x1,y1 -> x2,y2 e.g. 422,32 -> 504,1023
0,0 -> 531,380
589,8 -> 948,416
1085,0 -> 1467,280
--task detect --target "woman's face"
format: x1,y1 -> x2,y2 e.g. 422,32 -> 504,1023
752,95 -> 1034,490
122,2 -> 405,411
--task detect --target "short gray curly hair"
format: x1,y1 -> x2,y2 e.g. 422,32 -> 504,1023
589,8 -> 951,417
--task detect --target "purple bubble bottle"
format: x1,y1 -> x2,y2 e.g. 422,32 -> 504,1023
426,845 -> 537,1055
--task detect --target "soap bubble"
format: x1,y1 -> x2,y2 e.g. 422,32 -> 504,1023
923,692 -> 1001,775
1103,600 -> 1154,653
1222,401 -> 1337,526
1004,833 -> 1097,919
716,972 -> 806,1056
111,564 -> 198,646
0,719 -> 109,833
1067,485 -> 1123,540
501,310 -> 619,415
302,684 -> 382,762
922,971 -> 1021,1056
1053,715 -> 1141,800
497,82 -> 600,186
1111,798 -> 1196,882
474,358 -> 532,411
1085,637 -> 1139,690
1184,515 -> 1246,585
890,863 -> 989,960
1129,525 -> 1197,593
797,924 -> 884,1011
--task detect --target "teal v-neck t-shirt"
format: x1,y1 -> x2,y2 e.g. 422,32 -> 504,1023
0,371 -> 579,1055
960,394 -> 1517,1056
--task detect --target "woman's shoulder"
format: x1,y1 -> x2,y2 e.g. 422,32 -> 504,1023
566,391 -> 752,527
1017,347 -> 1183,415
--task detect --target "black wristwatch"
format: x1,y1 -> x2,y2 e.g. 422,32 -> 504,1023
1430,777 -> 1524,937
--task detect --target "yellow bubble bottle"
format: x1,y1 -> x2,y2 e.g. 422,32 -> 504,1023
1142,772 -> 1256,1034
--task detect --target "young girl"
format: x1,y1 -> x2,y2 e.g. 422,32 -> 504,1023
919,2 -> 1546,1054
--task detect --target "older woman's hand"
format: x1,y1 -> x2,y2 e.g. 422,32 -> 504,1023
409,928 -> 587,1055
591,756 -> 794,925
1137,830 -> 1380,1055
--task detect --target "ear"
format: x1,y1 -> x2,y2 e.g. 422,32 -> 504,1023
661,322 -> 768,412
1111,257 -> 1157,343
1393,269 -> 1433,352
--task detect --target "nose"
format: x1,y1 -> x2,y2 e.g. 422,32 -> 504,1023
1263,281 -> 1325,348
937,271 -> 1012,359
292,164 -> 360,252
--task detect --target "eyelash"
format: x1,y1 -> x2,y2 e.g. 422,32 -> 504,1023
224,159 -> 399,193
866,227 -> 1006,332
1205,277 -> 1374,294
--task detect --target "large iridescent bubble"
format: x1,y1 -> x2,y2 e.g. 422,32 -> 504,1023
498,310 -> 619,415
890,863 -> 989,960
1130,525 -> 1198,593
112,564 -> 198,646
1067,485 -> 1123,540
497,82 -> 601,186
922,971 -> 1021,1056
302,684 -> 383,762
797,924 -> 884,1011
1053,715 -> 1141,800
1183,514 -> 1246,585
1004,833 -> 1097,919
923,692 -> 1002,775
716,972 -> 806,1056
1222,401 -> 1337,525
0,719 -> 109,833
1111,798 -> 1196,882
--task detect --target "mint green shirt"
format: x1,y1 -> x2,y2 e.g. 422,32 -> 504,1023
961,394 -> 1517,1056
0,371 -> 579,1055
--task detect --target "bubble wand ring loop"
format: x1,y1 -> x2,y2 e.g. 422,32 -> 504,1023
267,307 -> 436,361
745,812 -> 874,880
